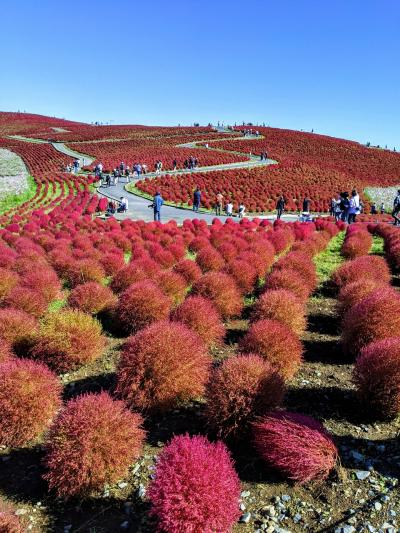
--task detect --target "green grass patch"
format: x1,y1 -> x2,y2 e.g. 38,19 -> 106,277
371,235 -> 384,255
0,175 -> 37,215
314,231 -> 345,284
48,298 -> 67,313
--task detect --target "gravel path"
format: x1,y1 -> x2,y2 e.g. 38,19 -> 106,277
0,148 -> 29,199
365,186 -> 400,210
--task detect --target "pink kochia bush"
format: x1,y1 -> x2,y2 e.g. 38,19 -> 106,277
191,272 -> 243,319
0,359 -> 62,447
205,354 -> 285,439
240,319 -> 303,381
68,281 -> 118,315
0,308 -> 38,352
116,280 -> 172,335
147,434 -> 241,533
0,499 -> 25,533
116,321 -> 211,413
353,338 -> 400,419
171,295 -> 225,347
253,411 -> 338,484
44,392 -> 145,498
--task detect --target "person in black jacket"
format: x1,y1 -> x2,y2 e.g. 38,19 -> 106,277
302,197 -> 311,213
276,195 -> 285,219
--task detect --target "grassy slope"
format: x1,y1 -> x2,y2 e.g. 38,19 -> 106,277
0,175 -> 37,215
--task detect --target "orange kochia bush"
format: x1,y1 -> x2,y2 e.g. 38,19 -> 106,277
251,289 -> 306,335
191,272 -> 243,319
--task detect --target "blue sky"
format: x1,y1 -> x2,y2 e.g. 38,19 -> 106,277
1,0 -> 399,147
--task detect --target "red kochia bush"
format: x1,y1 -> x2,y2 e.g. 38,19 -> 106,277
191,272 -> 243,319
20,267 -> 61,303
251,289 -> 306,335
195,246 -> 225,272
337,278 -> 384,315
265,268 -> 311,302
205,354 -> 284,439
116,280 -> 172,335
342,287 -> 400,357
0,308 -> 38,352
31,310 -> 106,372
110,258 -> 161,293
225,259 -> 258,294
171,295 -> 225,347
353,338 -> 400,419
156,270 -> 187,305
173,259 -> 202,284
65,258 -> 106,287
0,359 -> 61,447
274,252 -> 317,292
0,499 -> 25,533
0,339 -> 13,363
148,434 -> 241,533
68,282 -> 118,315
253,411 -> 338,484
0,268 -> 19,302
331,255 -> 390,289
116,321 -> 211,412
44,392 -> 145,498
240,319 -> 302,380
4,286 -> 49,318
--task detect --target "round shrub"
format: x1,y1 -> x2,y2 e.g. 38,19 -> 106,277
196,247 -> 225,272
116,280 -> 172,335
225,259 -> 258,294
251,289 -> 306,335
65,258 -> 106,287
171,295 -> 225,347
20,267 -> 61,304
0,308 -> 38,353
240,319 -> 303,380
0,339 -> 13,363
205,354 -> 284,439
4,286 -> 49,318
274,252 -> 317,292
44,392 -> 145,498
0,500 -> 25,533
331,255 -> 390,289
31,310 -> 106,372
116,321 -> 211,412
191,272 -> 243,319
342,231 -> 372,259
68,282 -> 118,315
0,268 -> 19,302
173,259 -> 202,284
156,271 -> 187,305
147,434 -> 241,533
110,258 -> 161,293
353,338 -> 400,419
265,268 -> 311,302
337,278 -> 383,316
342,287 -> 400,357
0,359 -> 61,447
253,411 -> 338,483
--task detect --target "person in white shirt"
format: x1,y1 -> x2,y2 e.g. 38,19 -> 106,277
118,196 -> 128,212
238,203 -> 245,219
348,189 -> 360,224
226,202 -> 233,217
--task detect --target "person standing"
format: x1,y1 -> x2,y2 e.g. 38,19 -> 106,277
302,196 -> 311,213
276,195 -> 285,219
392,189 -> 400,226
226,201 -> 233,217
348,189 -> 360,224
238,202 -> 246,219
152,191 -> 164,222
172,159 -> 177,171
215,192 -> 224,216
193,187 -> 201,212
380,202 -> 385,214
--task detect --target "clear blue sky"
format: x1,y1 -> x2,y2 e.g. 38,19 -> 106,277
1,0 -> 399,147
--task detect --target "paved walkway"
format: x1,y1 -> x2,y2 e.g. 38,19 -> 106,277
52,142 -> 94,167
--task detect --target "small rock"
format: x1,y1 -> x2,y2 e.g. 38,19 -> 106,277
241,490 -> 251,498
381,523 -> 395,532
366,525 -> 376,532
374,501 -> 382,511
281,494 -> 291,502
355,470 -> 370,480
389,510 -> 396,517
118,482 -> 128,489
15,509 -> 27,516
240,512 -> 251,523
137,485 -> 146,499
131,464 -> 140,475
120,521 -> 129,529
350,450 -> 365,461
239,503 -> 246,511
293,513 -> 302,523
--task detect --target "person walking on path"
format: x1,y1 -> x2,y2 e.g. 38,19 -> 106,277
348,189 -> 360,224
302,197 -> 311,213
392,189 -> 400,226
151,191 -> 164,222
226,201 -> 233,217
193,187 -> 201,212
276,195 -> 285,219
215,192 -> 224,216
238,202 -> 246,219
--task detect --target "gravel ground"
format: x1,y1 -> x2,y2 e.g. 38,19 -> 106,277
0,148 -> 29,199
365,186 -> 400,211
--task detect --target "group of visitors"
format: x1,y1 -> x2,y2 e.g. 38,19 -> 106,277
259,151 -> 269,161
241,129 -> 260,137
213,192 -> 246,218
330,190 -> 362,223
106,196 -> 129,215
64,159 -> 80,173
276,196 -> 312,220
184,156 -> 199,170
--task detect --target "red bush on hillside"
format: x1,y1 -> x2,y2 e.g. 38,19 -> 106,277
44,392 -> 145,498
0,339 -> 13,363
331,255 -> 390,289
20,268 -> 61,303
251,289 -> 306,335
274,252 -> 317,292
0,268 -> 19,302
353,338 -> 400,419
116,280 -> 172,334
147,434 -> 241,533
0,359 -> 61,447
269,229 -> 294,253
225,258 -> 258,294
341,231 -> 372,259
264,268 -> 310,302
191,272 -> 243,319
0,308 -> 38,353
342,287 -> 400,357
156,270 -> 187,305
65,258 -> 106,287
171,295 -> 225,347
110,258 -> 160,293
99,252 -> 125,276
253,411 -> 338,483
195,246 -> 225,272
4,286 -> 49,318
68,282 -> 118,315
205,354 -> 284,439
116,320 -> 211,412
240,319 -> 303,380
31,309 -> 106,372
337,278 -> 384,315
173,259 -> 202,284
